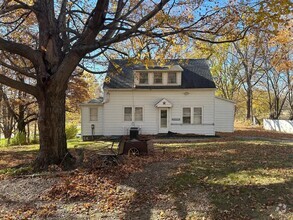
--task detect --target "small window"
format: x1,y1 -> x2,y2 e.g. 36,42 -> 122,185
194,108 -> 202,124
124,107 -> 132,121
154,72 -> 162,84
90,108 -> 98,121
135,107 -> 143,121
139,72 -> 148,84
168,72 -> 177,84
183,108 -> 191,124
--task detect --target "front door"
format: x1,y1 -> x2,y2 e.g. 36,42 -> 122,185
159,108 -> 169,133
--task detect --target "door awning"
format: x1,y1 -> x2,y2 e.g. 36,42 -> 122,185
155,98 -> 172,108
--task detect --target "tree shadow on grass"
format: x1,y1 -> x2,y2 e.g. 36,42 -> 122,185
72,142 -> 292,219
121,159 -> 185,220
164,143 -> 293,219
0,149 -> 37,172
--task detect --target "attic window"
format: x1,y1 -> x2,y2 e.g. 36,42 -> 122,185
139,72 -> 148,84
168,72 -> 177,84
154,72 -> 163,84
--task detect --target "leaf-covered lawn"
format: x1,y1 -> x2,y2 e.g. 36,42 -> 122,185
165,140 -> 292,219
0,127 -> 292,219
0,139 -> 111,175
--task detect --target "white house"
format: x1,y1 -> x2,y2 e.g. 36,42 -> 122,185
80,59 -> 234,139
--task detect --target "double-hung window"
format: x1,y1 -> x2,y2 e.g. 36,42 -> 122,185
183,108 -> 191,124
124,107 -> 132,121
135,107 -> 143,121
139,72 -> 148,84
124,107 -> 143,121
154,72 -> 163,84
168,72 -> 177,84
193,108 -> 202,124
90,108 -> 98,121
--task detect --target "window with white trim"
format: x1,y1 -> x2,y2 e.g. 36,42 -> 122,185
135,107 -> 143,121
154,72 -> 163,84
183,108 -> 191,124
124,107 -> 132,121
193,107 -> 202,124
168,72 -> 177,84
139,72 -> 148,84
90,108 -> 98,121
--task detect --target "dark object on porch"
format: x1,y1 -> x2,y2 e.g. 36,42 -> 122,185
129,127 -> 140,139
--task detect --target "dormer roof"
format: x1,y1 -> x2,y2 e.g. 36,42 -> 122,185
104,59 -> 216,89
134,64 -> 183,72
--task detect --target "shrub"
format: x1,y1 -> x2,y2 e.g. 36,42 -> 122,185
65,124 -> 78,140
0,139 -> 9,147
30,138 -> 39,144
11,132 -> 27,145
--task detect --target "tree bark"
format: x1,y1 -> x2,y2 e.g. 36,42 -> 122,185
27,122 -> 30,144
1,104 -> 13,139
17,118 -> 26,134
246,87 -> 252,120
34,88 -> 75,170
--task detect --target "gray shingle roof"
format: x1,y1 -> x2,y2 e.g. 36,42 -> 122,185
104,59 -> 216,89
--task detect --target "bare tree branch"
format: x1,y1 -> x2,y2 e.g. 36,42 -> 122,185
77,64 -> 107,74
0,38 -> 40,67
0,60 -> 36,79
0,74 -> 38,97
77,0 -> 170,52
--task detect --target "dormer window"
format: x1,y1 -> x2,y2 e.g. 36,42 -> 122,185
134,66 -> 182,86
139,72 -> 148,84
154,72 -> 163,84
168,72 -> 177,84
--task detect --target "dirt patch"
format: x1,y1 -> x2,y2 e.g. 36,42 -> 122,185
0,177 -> 58,203
0,176 -> 60,219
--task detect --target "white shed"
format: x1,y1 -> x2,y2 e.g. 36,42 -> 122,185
215,97 -> 235,132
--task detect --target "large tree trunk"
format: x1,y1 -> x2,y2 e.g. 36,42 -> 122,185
17,82 -> 26,134
2,105 -> 13,140
17,118 -> 26,134
34,89 -> 75,170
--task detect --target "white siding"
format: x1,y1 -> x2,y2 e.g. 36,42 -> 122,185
214,98 -> 235,132
103,89 -> 215,136
81,105 -> 103,136
263,119 -> 293,134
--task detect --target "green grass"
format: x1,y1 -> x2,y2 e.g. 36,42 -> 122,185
162,141 -> 293,219
0,139 -> 112,176
0,138 -> 111,151
0,144 -> 40,152
0,165 -> 33,175
67,138 -> 113,150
